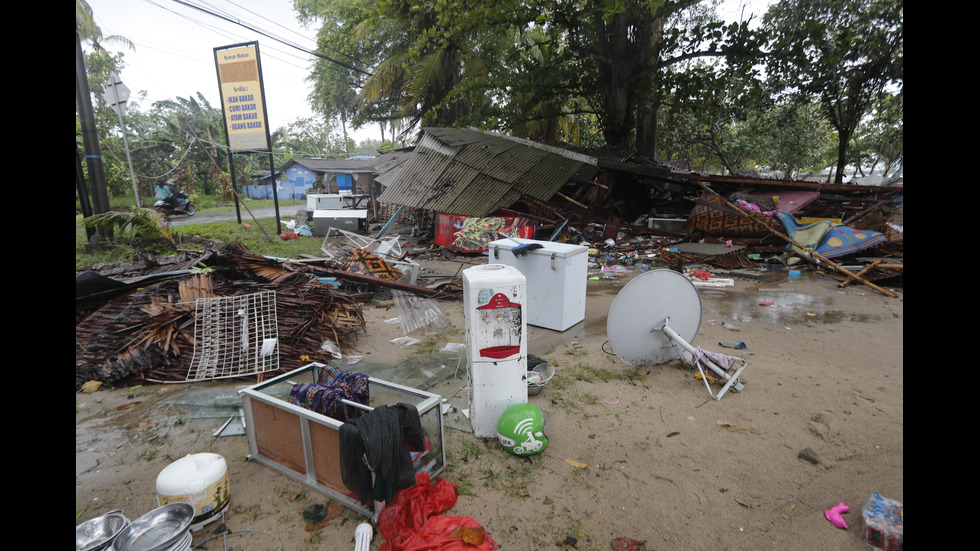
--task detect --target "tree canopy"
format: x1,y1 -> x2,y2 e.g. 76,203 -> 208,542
78,0 -> 903,203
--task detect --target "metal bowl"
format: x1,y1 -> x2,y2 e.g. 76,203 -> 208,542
112,503 -> 195,551
527,362 -> 555,396
76,511 -> 130,551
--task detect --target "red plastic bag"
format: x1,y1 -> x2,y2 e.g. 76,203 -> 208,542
379,472 -> 496,551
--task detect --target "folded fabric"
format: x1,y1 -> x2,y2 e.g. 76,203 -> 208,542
774,212 -> 886,259
690,348 -> 742,374
287,365 -> 369,423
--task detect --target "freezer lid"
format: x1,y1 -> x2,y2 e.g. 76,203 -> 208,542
313,209 -> 368,218
489,238 -> 588,258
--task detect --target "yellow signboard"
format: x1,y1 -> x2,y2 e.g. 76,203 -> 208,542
215,42 -> 269,151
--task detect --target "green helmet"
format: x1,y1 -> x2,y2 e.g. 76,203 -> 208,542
496,403 -> 548,456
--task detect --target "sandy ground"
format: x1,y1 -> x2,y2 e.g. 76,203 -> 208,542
76,257 -> 903,551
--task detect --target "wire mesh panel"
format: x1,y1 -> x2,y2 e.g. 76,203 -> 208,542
187,291 -> 280,381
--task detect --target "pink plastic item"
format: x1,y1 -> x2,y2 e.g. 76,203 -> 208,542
825,502 -> 849,529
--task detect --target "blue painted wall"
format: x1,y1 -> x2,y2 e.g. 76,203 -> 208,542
242,166 -> 311,199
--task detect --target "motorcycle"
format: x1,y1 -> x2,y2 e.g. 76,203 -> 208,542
152,192 -> 196,217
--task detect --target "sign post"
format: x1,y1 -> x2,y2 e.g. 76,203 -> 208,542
103,73 -> 141,207
214,41 -> 280,231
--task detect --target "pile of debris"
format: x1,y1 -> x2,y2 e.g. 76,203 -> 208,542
75,241 -> 455,392
373,127 -> 903,290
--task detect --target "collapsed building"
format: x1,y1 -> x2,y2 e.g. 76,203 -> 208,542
376,127 -> 902,274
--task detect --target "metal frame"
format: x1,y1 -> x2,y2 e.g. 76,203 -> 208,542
238,362 -> 446,521
660,318 -> 747,400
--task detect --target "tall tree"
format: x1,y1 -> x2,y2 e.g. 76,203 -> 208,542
762,0 -> 903,183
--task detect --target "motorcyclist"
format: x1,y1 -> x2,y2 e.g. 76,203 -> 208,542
155,177 -> 186,212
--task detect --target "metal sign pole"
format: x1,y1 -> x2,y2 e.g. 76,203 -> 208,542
104,74 -> 141,207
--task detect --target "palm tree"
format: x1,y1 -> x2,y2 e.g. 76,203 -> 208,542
76,0 -> 134,52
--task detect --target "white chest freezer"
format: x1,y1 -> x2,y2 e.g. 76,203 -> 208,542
462,265 -> 528,437
307,194 -> 344,210
312,209 -> 367,235
489,238 -> 589,331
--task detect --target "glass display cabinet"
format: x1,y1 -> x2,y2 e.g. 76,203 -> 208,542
238,362 -> 446,520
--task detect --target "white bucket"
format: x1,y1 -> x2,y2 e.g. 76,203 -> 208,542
156,453 -> 230,531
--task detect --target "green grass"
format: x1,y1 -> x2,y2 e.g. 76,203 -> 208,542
76,195 -> 316,268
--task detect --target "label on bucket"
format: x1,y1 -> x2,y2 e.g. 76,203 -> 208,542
157,470 -> 230,525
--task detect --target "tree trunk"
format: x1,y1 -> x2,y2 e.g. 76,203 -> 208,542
635,15 -> 665,158
834,127 -> 853,184
594,11 -> 637,148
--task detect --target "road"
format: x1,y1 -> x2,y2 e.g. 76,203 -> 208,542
168,203 -> 306,227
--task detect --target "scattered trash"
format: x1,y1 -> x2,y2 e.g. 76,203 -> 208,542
862,492 -> 903,551
354,522 -> 373,551
689,269 -> 712,280
759,300 -> 774,306
561,456 -> 589,469
604,389 -> 623,405
824,502 -> 850,529
611,536 -> 648,551
721,321 -> 741,331
439,342 -> 466,354
389,336 -> 421,346
321,339 -> 343,359
377,472 -> 495,551
686,276 -> 734,288
718,341 -> 748,351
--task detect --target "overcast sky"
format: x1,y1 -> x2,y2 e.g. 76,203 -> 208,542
83,0 -> 370,137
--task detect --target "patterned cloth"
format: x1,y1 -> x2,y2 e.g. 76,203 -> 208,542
288,365 -> 370,422
774,212 -> 887,259
685,192 -> 775,237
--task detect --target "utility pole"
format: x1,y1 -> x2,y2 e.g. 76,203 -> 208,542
76,24 -> 112,242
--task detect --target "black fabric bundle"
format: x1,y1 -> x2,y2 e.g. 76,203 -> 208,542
339,402 -> 425,504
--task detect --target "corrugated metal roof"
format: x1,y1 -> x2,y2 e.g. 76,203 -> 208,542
377,127 -> 601,217
280,157 -> 378,173
373,150 -> 416,187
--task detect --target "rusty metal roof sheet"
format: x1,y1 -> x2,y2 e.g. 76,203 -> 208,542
377,127 -> 602,216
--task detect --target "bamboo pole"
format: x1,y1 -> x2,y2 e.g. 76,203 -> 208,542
697,182 -> 897,298
839,258 -> 883,288
557,192 -> 588,210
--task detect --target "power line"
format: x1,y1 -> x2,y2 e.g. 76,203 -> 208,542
140,0 -> 315,71
171,0 -> 372,77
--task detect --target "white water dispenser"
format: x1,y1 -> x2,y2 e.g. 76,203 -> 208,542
462,264 -> 528,437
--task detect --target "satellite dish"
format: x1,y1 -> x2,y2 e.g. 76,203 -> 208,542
606,269 -> 702,366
